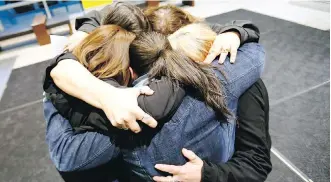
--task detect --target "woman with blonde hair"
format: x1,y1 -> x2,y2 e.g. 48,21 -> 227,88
168,23 -> 217,63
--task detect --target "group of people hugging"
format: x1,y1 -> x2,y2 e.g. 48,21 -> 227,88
42,2 -> 272,182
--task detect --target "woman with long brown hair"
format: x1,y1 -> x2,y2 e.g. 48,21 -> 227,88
73,25 -> 134,85
45,27 -> 187,134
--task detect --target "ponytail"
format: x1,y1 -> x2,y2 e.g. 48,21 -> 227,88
130,32 -> 231,117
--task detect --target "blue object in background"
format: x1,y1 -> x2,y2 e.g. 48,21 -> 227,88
0,0 -> 83,31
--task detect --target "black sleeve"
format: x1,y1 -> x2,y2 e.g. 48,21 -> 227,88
75,5 -> 111,33
138,77 -> 186,122
209,20 -> 260,45
202,79 -> 272,182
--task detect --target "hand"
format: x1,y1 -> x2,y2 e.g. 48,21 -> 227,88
153,148 -> 203,182
64,31 -> 89,51
100,86 -> 158,133
203,31 -> 240,64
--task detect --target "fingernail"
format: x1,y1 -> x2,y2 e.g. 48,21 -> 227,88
134,129 -> 141,133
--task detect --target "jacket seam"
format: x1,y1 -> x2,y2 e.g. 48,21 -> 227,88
225,48 -> 265,99
68,138 -> 114,171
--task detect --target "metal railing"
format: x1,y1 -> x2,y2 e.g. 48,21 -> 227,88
0,0 -> 52,18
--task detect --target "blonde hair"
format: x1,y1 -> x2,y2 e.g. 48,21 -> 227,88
168,23 -> 217,62
72,25 -> 136,85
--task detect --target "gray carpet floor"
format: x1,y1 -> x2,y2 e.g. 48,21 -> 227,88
206,9 -> 330,182
0,9 -> 329,182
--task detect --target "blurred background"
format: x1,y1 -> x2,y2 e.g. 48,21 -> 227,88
0,0 -> 329,182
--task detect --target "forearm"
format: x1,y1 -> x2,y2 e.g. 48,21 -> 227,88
212,43 -> 265,98
202,80 -> 272,182
209,20 -> 260,44
50,59 -> 116,109
202,153 -> 270,182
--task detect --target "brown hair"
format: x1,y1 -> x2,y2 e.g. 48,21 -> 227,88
72,25 -> 136,85
144,5 -> 201,35
102,2 -> 151,35
168,23 -> 217,62
130,32 -> 231,117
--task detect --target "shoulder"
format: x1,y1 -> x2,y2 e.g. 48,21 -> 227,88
137,77 -> 186,120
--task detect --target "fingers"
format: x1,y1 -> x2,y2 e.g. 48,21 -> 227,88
203,52 -> 218,64
155,164 -> 181,174
136,86 -> 155,96
115,118 -> 127,129
230,49 -> 237,64
63,44 -> 69,51
182,148 -> 199,162
122,115 -> 141,133
134,107 -> 158,128
153,175 -> 178,182
124,116 -> 141,133
203,38 -> 220,64
218,52 -> 228,64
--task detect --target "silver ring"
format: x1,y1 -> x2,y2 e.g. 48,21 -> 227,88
221,48 -> 230,53
119,125 -> 128,130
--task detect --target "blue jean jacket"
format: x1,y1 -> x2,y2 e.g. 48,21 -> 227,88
43,43 -> 265,180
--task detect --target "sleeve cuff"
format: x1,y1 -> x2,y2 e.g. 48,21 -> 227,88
201,160 -> 217,182
77,23 -> 97,34
217,25 -> 247,45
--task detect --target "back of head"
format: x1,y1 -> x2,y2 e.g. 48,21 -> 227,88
130,32 -> 231,117
129,31 -> 171,76
73,25 -> 136,85
102,2 -> 151,35
168,23 -> 217,62
144,5 -> 201,35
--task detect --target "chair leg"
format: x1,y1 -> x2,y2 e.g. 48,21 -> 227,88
31,14 -> 51,46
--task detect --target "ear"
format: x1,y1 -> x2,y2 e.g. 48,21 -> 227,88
129,67 -> 138,80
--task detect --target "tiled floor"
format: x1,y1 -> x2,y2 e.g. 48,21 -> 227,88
0,1 -> 329,182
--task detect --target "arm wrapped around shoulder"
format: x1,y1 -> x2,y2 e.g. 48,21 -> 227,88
137,77 -> 186,122
212,42 -> 266,99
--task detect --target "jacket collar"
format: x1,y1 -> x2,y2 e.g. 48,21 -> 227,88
132,74 -> 148,87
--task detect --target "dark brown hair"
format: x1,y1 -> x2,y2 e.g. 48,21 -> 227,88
102,2 -> 151,35
144,5 -> 201,35
129,32 -> 231,117
73,25 -> 136,85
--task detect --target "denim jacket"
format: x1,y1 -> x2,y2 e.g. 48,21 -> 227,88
43,43 -> 265,180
